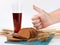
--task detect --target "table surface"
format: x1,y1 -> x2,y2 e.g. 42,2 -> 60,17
0,35 -> 60,45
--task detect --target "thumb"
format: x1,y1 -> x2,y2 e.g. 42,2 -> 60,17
33,5 -> 50,22
33,5 -> 47,14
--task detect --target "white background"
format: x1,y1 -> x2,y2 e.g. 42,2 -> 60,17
0,0 -> 60,45
0,0 -> 60,30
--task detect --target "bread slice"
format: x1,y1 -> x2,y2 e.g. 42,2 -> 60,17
7,35 -> 23,42
28,28 -> 35,38
31,28 -> 38,37
17,28 -> 38,39
17,28 -> 31,39
28,28 -> 38,38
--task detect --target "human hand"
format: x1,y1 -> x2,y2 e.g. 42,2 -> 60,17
32,5 -> 53,29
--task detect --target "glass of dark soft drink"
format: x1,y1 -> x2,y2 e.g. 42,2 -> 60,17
13,13 -> 22,33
